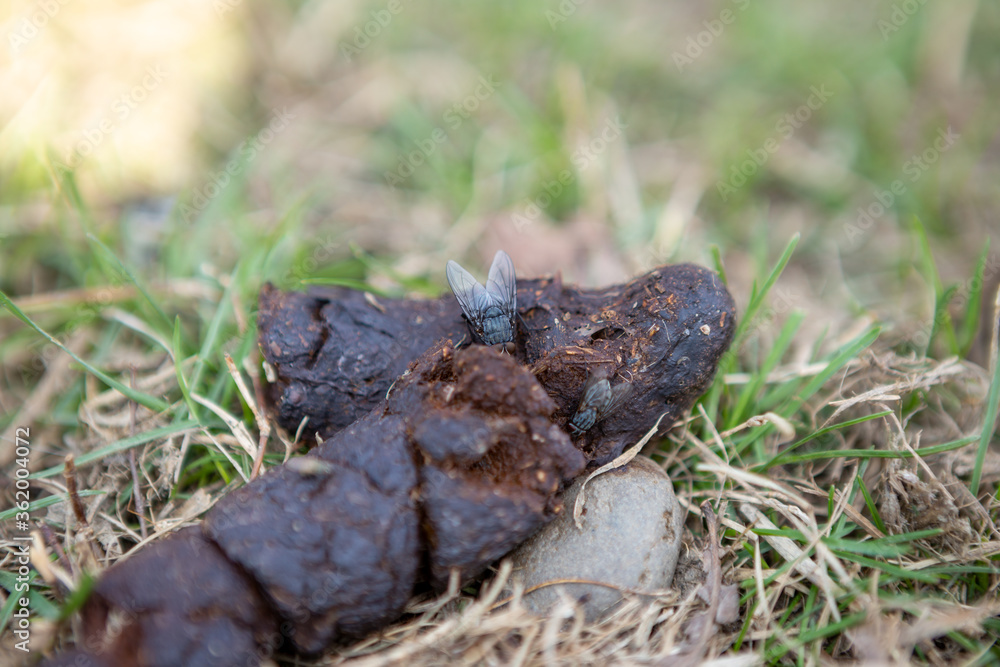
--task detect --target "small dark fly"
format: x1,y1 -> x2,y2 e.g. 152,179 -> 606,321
568,369 -> 632,437
446,250 -> 518,348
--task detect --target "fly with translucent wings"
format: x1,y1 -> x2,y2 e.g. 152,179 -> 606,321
446,250 -> 518,348
568,368 -> 632,437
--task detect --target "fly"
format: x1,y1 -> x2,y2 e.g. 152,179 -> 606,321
568,369 -> 632,437
446,250 -> 518,348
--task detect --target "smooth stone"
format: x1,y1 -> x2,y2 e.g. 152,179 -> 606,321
508,456 -> 685,620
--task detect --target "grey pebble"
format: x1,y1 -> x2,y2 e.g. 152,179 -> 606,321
508,455 -> 685,620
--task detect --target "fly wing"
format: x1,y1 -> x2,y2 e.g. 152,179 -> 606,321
446,260 -> 492,327
485,250 -> 517,312
601,381 -> 633,419
577,368 -> 612,412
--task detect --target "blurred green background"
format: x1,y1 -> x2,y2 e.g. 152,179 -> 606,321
1,0 -> 998,372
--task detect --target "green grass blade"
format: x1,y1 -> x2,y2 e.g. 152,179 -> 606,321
49,162 -> 94,231
0,570 -> 61,629
29,420 -> 199,479
173,316 -> 202,423
189,274 -> 234,395
959,239 -> 989,358
737,326 -> 880,457
833,551 -> 942,583
753,527 -> 806,540
762,326 -> 880,414
727,309 -> 805,430
28,585 -> 61,621
912,216 -> 958,355
764,611 -> 868,662
732,596 -> 756,651
0,290 -> 170,413
55,572 -> 97,620
919,565 -> 1000,576
86,233 -> 173,333
870,528 -> 943,544
774,434 -> 978,466
821,538 -> 908,558
755,409 -> 892,471
732,232 -> 800,351
971,314 -> 1000,496
701,233 -> 800,429
0,571 -> 24,632
710,244 -> 728,285
857,474 -> 886,534
0,490 -> 105,521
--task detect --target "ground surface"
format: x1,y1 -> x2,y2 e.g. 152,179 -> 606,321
1,0 -> 999,664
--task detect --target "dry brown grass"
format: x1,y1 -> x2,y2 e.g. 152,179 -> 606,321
6,325 -> 997,665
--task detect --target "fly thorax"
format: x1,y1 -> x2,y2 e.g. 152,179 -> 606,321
481,305 -> 505,319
